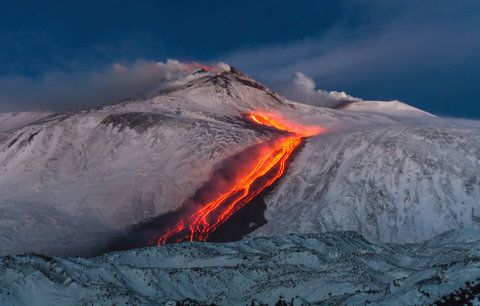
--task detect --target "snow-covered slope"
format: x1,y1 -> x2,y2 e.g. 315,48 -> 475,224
1,229 -> 480,305
339,100 -> 434,117
255,125 -> 480,243
0,111 -> 52,132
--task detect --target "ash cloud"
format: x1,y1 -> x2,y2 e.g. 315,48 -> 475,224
0,59 -> 194,112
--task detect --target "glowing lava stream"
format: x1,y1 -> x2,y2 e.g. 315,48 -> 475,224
149,112 -> 322,246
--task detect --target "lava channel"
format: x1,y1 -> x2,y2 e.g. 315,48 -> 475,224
149,112 -> 322,246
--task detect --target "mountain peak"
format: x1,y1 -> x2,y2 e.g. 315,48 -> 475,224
144,63 -> 288,114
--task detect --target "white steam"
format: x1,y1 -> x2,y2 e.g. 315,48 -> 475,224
281,72 -> 359,108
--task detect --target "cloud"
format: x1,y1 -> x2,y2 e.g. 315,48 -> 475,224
221,1 -> 480,88
0,59 -> 196,112
277,72 -> 358,108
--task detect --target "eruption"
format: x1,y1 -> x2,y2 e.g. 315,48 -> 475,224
149,112 -> 322,246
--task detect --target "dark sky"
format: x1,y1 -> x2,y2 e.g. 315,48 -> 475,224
1,0 -> 479,118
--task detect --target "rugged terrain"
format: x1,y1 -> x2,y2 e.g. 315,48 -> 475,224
1,229 -> 480,305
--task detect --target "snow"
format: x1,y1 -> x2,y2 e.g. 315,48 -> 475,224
255,125 -> 480,243
1,229 -> 480,305
340,100 -> 434,117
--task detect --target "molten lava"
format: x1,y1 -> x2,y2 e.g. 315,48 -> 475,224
248,112 -> 323,137
149,112 -> 322,246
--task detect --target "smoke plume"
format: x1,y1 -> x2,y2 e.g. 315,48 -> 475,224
0,59 -> 196,112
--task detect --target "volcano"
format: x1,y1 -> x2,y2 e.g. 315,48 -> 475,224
0,63 -> 479,258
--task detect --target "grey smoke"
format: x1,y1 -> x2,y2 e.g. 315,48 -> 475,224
0,59 -> 193,112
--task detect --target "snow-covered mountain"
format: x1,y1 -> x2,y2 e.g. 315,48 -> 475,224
1,229 -> 480,305
339,100 -> 434,117
0,63 -> 479,257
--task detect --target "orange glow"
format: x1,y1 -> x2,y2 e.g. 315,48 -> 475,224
249,113 -> 290,132
149,112 -> 323,245
248,112 -> 324,137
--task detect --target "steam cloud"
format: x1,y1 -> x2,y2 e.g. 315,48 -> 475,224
278,72 -> 358,108
0,59 -> 194,112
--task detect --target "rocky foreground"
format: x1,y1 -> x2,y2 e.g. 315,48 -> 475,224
1,229 -> 480,305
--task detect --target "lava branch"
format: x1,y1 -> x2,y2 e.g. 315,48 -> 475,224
149,112 -> 322,246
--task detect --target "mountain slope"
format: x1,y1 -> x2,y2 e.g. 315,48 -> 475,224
256,125 -> 480,243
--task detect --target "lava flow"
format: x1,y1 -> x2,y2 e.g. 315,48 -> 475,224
149,112 -> 322,246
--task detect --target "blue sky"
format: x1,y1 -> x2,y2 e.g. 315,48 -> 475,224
1,0 -> 479,118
